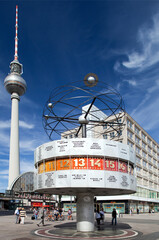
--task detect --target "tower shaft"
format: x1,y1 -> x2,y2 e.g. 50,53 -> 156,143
8,93 -> 20,189
4,5 -> 27,190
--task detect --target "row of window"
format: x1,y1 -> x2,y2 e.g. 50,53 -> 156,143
103,130 -> 122,139
136,164 -> 158,172
103,119 -> 122,130
127,119 -> 159,152
127,130 -> 156,155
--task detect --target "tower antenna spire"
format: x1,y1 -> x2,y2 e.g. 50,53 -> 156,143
14,5 -> 18,61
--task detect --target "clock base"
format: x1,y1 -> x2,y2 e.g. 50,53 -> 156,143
76,193 -> 94,232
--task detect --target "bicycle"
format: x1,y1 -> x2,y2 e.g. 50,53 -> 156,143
57,214 -> 65,221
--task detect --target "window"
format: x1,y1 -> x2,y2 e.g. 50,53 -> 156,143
148,155 -> 151,163
152,142 -> 156,149
127,119 -> 133,129
148,146 -> 151,154
143,160 -> 147,168
135,136 -> 140,145
153,151 -> 156,158
127,140 -> 133,147
142,142 -> 146,149
136,167 -> 141,172
149,164 -> 152,169
103,134 -> 107,139
153,159 -> 157,165
135,126 -> 140,135
136,156 -> 141,164
136,146 -> 140,154
142,151 -> 146,159
69,135 -> 73,138
127,130 -> 133,139
110,132 -> 115,138
103,123 -> 107,129
117,130 -> 122,136
143,170 -> 147,176
147,138 -> 151,145
142,133 -> 146,140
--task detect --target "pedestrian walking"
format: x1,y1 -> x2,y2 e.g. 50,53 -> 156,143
14,207 -> 20,224
112,208 -> 117,225
37,207 -> 45,226
20,208 -> 27,224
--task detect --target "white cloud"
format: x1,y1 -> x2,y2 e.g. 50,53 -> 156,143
19,120 -> 34,129
118,14 -> 159,72
0,120 -> 34,129
123,79 -> 137,86
0,169 -> 8,175
0,132 -> 10,147
0,120 -> 10,128
0,159 -> 8,165
0,175 -> 8,179
123,52 -> 145,69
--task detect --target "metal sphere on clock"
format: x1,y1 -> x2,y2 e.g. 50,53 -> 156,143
42,73 -> 125,140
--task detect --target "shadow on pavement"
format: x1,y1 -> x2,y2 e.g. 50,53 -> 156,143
54,221 -> 132,231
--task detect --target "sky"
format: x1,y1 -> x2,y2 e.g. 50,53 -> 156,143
0,0 -> 159,192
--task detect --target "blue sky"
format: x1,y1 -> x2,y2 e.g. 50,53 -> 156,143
0,0 -> 159,192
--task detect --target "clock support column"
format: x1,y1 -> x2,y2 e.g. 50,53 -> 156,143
76,193 -> 94,232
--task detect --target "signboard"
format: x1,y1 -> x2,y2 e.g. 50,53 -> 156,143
31,202 -> 43,207
63,203 -> 76,212
103,203 -> 125,213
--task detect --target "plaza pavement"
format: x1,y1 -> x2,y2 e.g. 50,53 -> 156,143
0,212 -> 159,240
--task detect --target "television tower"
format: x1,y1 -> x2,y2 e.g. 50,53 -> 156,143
4,5 -> 27,190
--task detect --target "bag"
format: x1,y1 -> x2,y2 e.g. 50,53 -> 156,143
31,215 -> 35,220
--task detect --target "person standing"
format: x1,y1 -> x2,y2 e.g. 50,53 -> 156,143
112,208 -> 117,225
100,208 -> 104,224
37,207 -> 45,226
67,209 -> 73,220
33,208 -> 38,220
20,208 -> 27,224
14,207 -> 20,224
96,209 -> 101,230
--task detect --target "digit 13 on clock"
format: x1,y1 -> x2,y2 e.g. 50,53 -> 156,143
72,158 -> 87,169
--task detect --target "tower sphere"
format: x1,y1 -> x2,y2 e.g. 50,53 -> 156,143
4,72 -> 27,96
